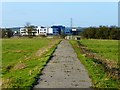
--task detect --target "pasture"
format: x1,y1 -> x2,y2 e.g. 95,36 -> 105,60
2,38 -> 60,88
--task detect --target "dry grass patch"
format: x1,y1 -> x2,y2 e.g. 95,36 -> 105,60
13,63 -> 27,70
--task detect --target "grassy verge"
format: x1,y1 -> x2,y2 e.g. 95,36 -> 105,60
70,40 -> 119,89
2,38 -> 61,89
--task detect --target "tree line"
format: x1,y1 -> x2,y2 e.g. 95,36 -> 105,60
1,28 -> 14,38
1,22 -> 36,38
80,26 -> 120,40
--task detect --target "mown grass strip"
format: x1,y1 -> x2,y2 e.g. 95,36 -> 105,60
70,40 -> 119,89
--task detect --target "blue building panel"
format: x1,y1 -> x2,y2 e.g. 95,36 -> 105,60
64,27 -> 72,35
51,25 -> 65,35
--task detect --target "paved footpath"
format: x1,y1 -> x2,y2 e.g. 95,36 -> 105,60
34,40 -> 92,88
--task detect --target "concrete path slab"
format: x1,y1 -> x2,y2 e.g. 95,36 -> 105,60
34,40 -> 92,88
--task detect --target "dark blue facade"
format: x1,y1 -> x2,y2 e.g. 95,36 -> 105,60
50,26 -> 83,36
51,25 -> 65,35
64,27 -> 72,35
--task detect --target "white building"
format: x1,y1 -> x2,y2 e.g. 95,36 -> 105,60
47,27 -> 53,35
36,26 -> 53,36
20,27 -> 28,36
20,27 -> 37,36
72,28 -> 77,31
19,26 -> 53,36
36,26 -> 47,36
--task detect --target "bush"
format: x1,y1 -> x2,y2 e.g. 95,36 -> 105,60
80,26 -> 119,40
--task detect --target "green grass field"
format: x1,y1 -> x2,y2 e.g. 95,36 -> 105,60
2,38 -> 61,88
80,39 -> 118,62
70,39 -> 119,89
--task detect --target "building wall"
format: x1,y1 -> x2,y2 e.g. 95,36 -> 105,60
53,28 -> 59,35
37,26 -> 47,36
20,27 -> 28,36
51,26 -> 65,35
64,28 -> 72,35
47,27 -> 53,35
20,27 -> 38,36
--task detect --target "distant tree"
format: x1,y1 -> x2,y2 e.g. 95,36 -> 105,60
1,29 -> 13,38
7,29 -> 14,38
81,25 -> 119,40
117,28 -> 120,40
24,22 -> 37,38
87,27 -> 96,39
1,29 -> 6,38
0,29 -> 1,38
109,26 -> 120,40
95,29 -> 102,39
99,26 -> 109,39
61,29 -> 66,38
80,28 -> 89,39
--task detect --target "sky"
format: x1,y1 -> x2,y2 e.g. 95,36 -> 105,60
1,2 -> 118,28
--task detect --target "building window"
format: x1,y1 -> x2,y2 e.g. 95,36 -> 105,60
38,30 -> 39,33
44,29 -> 46,31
